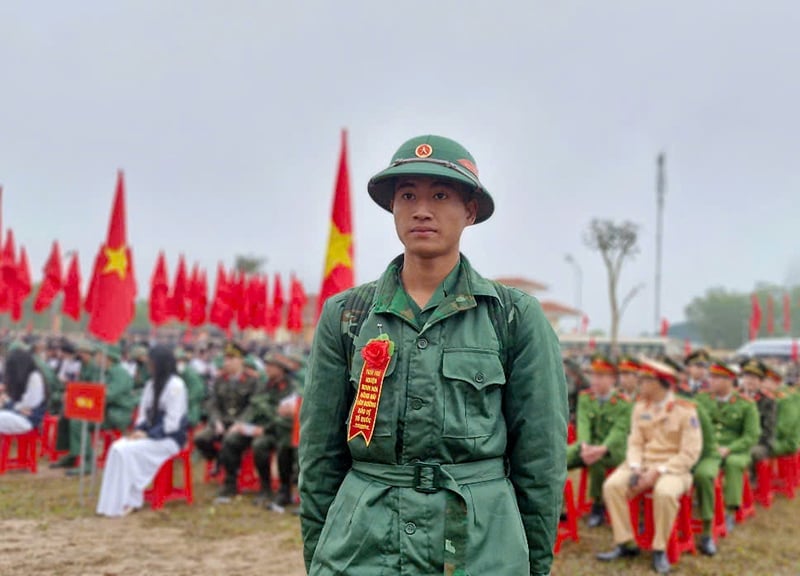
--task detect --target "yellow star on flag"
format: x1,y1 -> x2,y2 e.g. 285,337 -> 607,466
102,246 -> 129,279
324,224 -> 353,277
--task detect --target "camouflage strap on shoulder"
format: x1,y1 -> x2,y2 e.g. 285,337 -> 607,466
340,281 -> 379,369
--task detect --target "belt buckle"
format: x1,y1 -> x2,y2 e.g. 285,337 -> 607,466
413,462 -> 441,494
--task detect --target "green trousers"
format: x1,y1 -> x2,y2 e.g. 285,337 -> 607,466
566,444 -> 623,503
692,456 -> 721,521
721,453 -> 751,509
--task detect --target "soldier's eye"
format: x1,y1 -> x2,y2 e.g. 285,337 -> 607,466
401,192 -> 415,201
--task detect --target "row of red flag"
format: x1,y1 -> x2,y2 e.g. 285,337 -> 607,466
3,174 -> 310,339
148,252 -> 307,334
2,129 -> 355,343
750,292 -> 794,340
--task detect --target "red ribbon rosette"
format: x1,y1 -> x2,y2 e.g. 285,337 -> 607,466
348,336 -> 395,446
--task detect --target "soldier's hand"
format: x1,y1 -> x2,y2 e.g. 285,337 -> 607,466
214,420 -> 225,435
718,446 -> 731,459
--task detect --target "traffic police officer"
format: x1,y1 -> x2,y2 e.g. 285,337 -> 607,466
597,358 -> 702,574
299,135 -> 567,576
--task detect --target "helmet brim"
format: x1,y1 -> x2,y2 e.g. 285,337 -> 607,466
368,160 -> 494,224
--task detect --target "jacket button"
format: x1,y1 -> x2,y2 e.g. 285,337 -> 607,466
474,372 -> 485,384
404,522 -> 417,535
410,398 -> 423,410
417,338 -> 429,350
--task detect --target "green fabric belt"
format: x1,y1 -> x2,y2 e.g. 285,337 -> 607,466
351,458 -> 507,576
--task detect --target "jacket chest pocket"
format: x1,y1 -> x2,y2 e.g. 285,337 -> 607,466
346,348 -> 398,439
441,348 -> 506,439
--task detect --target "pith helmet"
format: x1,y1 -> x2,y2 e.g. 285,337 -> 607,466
368,135 -> 494,223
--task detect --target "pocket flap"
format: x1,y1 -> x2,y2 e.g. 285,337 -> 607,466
442,349 -> 506,390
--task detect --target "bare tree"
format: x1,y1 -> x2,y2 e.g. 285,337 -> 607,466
234,254 -> 266,275
584,219 -> 644,350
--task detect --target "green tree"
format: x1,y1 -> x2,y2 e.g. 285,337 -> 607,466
234,254 -> 265,275
684,284 -> 800,349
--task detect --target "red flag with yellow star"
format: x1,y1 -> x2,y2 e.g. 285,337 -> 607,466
85,171 -> 137,343
317,130 -> 354,319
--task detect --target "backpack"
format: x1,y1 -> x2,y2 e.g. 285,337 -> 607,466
340,280 -> 516,375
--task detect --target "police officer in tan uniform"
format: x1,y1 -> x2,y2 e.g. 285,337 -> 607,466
597,358 -> 702,574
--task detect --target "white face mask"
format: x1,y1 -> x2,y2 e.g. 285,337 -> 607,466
177,361 -> 186,373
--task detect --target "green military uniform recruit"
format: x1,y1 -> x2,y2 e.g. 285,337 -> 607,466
300,134 -> 567,576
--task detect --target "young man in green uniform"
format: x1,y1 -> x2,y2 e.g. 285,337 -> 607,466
762,366 -> 799,457
684,349 -> 711,394
740,359 -> 776,463
695,359 -> 760,531
299,135 -> 567,576
252,352 -> 298,509
61,344 -> 136,476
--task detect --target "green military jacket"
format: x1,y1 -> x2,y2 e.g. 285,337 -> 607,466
207,372 -> 258,428
772,388 -> 799,456
575,388 -> 632,463
80,360 -> 101,383
299,255 -> 568,576
753,392 -> 778,453
250,376 -> 295,442
35,358 -> 61,414
675,388 -> 718,461
696,390 -> 760,455
103,362 -> 136,431
180,366 -> 207,427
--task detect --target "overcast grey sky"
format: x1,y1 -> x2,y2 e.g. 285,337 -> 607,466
1,1 -> 799,337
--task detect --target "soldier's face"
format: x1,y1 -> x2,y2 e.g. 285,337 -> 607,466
224,355 -> 243,374
590,372 -> 615,396
709,374 -> 733,396
619,372 -> 638,394
688,364 -> 707,381
739,374 -> 760,396
391,176 -> 477,260
638,376 -> 659,400
266,363 -> 284,381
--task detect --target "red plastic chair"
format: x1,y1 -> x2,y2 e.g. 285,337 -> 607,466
692,475 -> 728,540
97,429 -> 123,468
754,459 -> 774,508
0,430 -> 39,474
773,454 -> 797,499
554,478 -> 580,553
577,465 -> 615,518
629,488 -> 696,564
735,472 -> 756,523
144,431 -> 194,510
203,446 -> 268,493
39,414 -> 68,462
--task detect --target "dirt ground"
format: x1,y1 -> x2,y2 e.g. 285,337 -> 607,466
2,465 -> 800,575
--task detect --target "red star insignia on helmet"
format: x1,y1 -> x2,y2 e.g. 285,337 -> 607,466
415,144 -> 433,158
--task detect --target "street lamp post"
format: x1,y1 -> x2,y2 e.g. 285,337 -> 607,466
565,254 -> 583,332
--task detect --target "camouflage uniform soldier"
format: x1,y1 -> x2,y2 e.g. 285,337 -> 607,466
566,354 -> 632,527
695,359 -> 760,530
763,366 -> 799,457
252,353 -> 297,509
193,341 -> 260,501
739,359 -> 776,462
